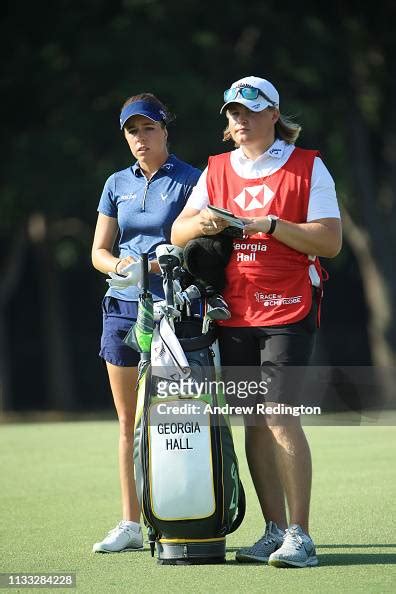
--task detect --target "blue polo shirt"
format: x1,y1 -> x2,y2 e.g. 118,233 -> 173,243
98,154 -> 201,301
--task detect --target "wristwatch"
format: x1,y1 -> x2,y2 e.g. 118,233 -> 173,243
267,215 -> 279,235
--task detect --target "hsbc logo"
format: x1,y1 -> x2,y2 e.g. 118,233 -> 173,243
233,184 -> 274,211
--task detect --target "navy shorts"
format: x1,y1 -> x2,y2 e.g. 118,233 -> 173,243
99,297 -> 140,367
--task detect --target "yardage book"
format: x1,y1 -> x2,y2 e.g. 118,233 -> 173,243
207,205 -> 246,229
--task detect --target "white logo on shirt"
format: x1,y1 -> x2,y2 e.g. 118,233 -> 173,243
254,292 -> 302,307
119,193 -> 136,201
160,193 -> 168,201
233,184 -> 274,211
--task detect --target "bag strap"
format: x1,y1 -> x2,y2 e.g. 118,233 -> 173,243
228,481 -> 246,534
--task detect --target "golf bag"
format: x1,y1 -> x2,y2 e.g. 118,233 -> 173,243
132,248 -> 245,564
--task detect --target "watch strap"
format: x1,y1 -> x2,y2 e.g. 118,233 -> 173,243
267,216 -> 278,235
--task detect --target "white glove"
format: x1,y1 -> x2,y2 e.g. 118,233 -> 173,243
106,259 -> 151,289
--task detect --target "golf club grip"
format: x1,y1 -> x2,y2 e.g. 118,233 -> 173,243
141,253 -> 149,293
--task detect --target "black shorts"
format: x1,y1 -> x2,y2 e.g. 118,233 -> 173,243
217,298 -> 317,406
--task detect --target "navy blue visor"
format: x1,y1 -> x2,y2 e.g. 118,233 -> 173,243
120,100 -> 167,130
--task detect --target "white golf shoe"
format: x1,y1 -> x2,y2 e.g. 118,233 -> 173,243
93,521 -> 143,553
268,524 -> 318,567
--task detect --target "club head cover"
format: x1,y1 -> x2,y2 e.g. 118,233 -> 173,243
183,234 -> 234,292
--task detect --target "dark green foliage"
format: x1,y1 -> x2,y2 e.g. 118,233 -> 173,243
1,2 -> 394,409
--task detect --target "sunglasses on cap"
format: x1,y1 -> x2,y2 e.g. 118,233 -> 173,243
223,85 -> 277,105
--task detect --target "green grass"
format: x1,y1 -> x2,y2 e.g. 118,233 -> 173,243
0,422 -> 395,593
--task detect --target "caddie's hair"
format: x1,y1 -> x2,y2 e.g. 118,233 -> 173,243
122,93 -> 175,127
222,108 -> 302,145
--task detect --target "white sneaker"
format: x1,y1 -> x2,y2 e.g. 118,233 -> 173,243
236,521 -> 285,563
268,524 -> 318,568
92,521 -> 143,553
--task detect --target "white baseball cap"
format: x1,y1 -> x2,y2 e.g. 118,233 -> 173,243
220,76 -> 280,114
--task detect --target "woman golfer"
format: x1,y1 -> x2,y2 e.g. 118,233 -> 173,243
91,93 -> 200,552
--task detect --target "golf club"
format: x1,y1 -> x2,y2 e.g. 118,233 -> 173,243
155,245 -> 184,323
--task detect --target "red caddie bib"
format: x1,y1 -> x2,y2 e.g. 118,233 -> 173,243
206,147 -> 321,326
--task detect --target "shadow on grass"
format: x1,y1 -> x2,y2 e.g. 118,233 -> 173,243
317,544 -> 396,549
317,543 -> 396,566
318,553 -> 396,566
